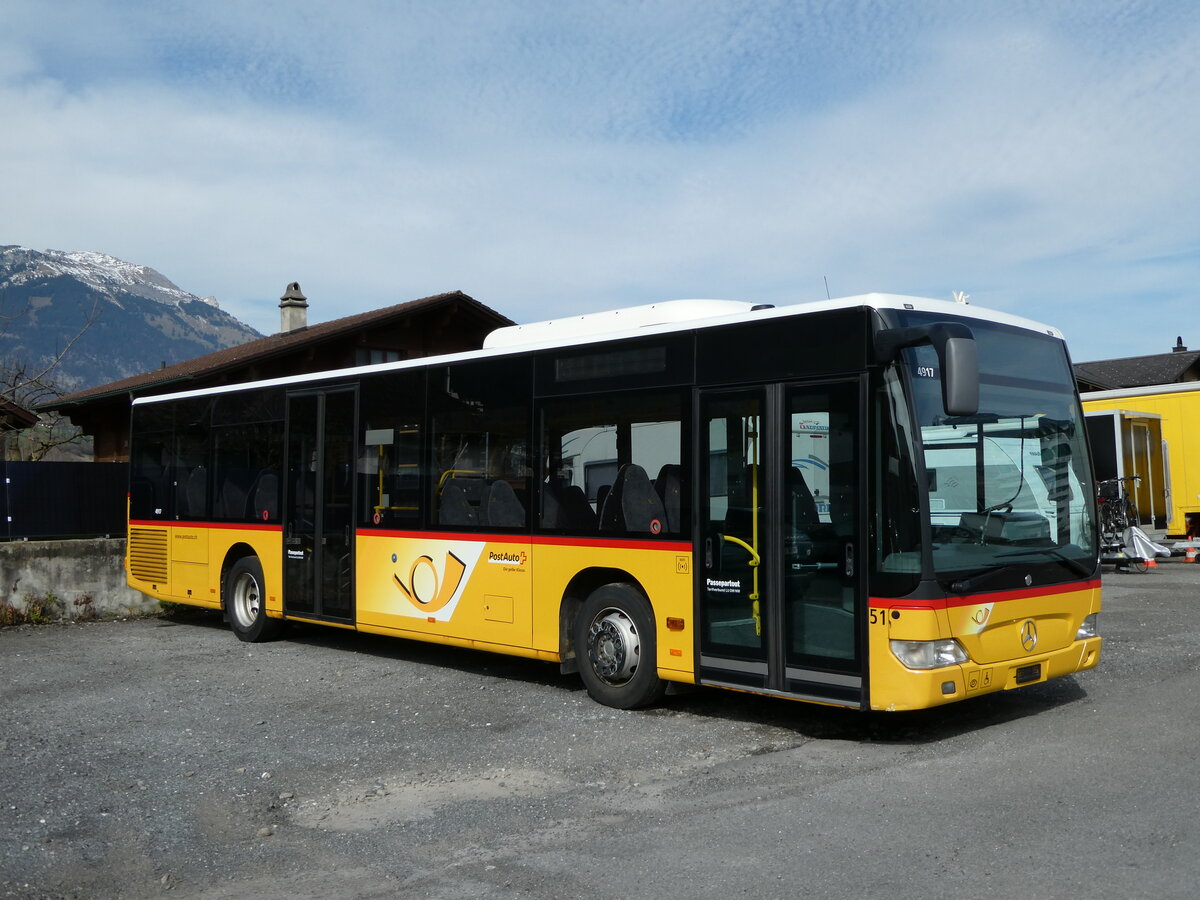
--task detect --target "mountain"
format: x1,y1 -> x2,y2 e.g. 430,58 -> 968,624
0,246 -> 263,396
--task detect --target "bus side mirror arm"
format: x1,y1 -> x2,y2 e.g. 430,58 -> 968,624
874,323 -> 980,417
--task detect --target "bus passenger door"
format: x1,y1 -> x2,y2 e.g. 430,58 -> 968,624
781,381 -> 863,706
285,388 -> 356,623
698,391 -> 771,688
697,381 -> 864,706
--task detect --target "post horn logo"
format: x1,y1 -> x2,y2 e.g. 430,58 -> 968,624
1020,619 -> 1038,652
393,551 -> 467,614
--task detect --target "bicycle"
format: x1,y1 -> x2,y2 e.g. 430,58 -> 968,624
1097,475 -> 1144,572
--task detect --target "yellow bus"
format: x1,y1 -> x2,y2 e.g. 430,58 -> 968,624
126,294 -> 1101,711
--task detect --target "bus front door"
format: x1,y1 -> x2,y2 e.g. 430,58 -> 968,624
698,381 -> 865,707
285,388 -> 356,623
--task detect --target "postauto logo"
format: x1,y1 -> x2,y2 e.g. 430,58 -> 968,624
393,551 -> 467,614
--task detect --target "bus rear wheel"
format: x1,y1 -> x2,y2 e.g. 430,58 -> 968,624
225,556 -> 283,643
574,584 -> 666,710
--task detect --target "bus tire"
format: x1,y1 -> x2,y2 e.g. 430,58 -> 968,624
225,556 -> 283,643
574,584 -> 666,710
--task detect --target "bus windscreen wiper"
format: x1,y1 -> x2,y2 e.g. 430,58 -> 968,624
994,547 -> 1093,579
949,548 -> 1092,594
948,565 -> 1020,595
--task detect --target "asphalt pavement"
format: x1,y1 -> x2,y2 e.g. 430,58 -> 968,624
2,559 -> 1199,899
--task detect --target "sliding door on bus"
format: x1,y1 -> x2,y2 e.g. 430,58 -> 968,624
284,387 -> 356,622
697,380 -> 865,706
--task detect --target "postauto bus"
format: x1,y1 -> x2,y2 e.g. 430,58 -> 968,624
126,294 -> 1100,711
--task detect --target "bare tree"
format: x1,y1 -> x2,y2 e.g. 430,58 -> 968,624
0,292 -> 103,461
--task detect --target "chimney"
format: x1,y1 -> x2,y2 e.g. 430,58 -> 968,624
280,281 -> 308,333
1174,336 -> 1188,353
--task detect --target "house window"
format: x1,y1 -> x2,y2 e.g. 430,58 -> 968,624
356,348 -> 403,367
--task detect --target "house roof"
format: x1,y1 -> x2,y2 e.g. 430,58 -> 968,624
43,290 -> 512,411
1072,370 -> 1118,393
1073,346 -> 1200,391
0,397 -> 39,430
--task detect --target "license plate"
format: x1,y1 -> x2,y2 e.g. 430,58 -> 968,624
1015,663 -> 1042,685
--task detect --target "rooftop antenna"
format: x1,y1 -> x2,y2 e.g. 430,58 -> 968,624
823,276 -> 831,300
952,290 -> 970,305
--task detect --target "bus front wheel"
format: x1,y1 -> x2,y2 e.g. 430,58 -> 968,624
225,556 -> 283,643
574,584 -> 666,709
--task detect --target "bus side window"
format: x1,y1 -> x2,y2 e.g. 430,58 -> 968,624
359,372 -> 425,529
429,359 -> 531,531
210,392 -> 285,524
539,390 -> 686,537
171,399 -> 211,521
130,440 -> 170,519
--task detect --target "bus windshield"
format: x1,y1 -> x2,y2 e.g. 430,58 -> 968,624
900,317 -> 1096,587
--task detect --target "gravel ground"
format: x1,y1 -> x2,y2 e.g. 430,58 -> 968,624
3,561 -> 1200,899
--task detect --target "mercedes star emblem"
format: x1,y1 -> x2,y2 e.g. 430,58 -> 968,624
1021,619 -> 1038,652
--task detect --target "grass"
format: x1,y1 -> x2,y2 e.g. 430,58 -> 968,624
0,591 -> 108,626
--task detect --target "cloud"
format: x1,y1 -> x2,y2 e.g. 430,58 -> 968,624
1,1 -> 1197,359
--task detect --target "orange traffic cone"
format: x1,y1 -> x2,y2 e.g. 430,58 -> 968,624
1145,556 -> 1158,569
1187,546 -> 1198,563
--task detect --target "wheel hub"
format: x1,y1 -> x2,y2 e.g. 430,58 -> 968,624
233,573 -> 260,626
588,609 -> 640,684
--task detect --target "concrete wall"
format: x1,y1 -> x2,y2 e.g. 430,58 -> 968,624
0,538 -> 158,620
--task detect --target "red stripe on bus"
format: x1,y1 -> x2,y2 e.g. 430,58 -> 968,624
358,528 -> 529,542
129,520 -> 283,532
870,577 -> 1101,610
532,535 -> 693,552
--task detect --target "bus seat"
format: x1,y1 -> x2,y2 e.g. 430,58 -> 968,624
438,481 -> 478,526
485,479 -> 525,527
654,464 -> 682,533
249,470 -> 279,522
722,464 -> 760,538
599,464 -> 667,534
218,476 -> 249,521
541,482 -> 597,531
540,481 -> 563,529
560,484 -> 597,530
788,467 -> 820,527
182,466 -> 208,518
595,484 -> 611,517
452,476 -> 486,506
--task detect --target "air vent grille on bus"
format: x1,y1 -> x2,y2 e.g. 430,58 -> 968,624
129,528 -> 169,583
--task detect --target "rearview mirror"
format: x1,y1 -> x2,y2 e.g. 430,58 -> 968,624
874,322 -> 980,417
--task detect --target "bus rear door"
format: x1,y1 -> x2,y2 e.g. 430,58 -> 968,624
284,387 -> 357,623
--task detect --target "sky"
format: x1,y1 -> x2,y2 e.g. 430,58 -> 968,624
1,0 -> 1197,363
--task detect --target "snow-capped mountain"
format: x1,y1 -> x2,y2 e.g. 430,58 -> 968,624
0,245 -> 263,395
4,247 -> 217,308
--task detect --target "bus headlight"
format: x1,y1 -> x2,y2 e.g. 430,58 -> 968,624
890,639 -> 968,670
1076,614 -> 1099,639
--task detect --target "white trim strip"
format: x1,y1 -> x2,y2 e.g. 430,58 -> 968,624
1081,380 -> 1200,402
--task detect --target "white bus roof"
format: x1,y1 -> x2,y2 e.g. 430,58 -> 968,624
483,299 -> 763,348
486,294 -> 1062,349
133,293 -> 1064,405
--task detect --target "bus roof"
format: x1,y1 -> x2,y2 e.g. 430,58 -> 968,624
132,293 -> 1065,405
482,299 -> 764,348
486,293 -> 1063,349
